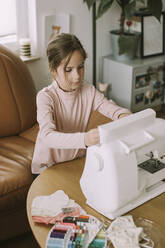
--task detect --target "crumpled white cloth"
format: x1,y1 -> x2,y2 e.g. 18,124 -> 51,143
107,215 -> 143,248
31,190 -> 79,217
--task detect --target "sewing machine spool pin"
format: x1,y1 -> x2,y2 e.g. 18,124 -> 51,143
145,151 -> 154,159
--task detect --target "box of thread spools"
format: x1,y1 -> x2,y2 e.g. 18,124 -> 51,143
46,215 -> 107,248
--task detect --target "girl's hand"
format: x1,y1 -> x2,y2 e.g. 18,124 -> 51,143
84,128 -> 100,147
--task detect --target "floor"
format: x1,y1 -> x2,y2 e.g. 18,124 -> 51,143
0,232 -> 40,248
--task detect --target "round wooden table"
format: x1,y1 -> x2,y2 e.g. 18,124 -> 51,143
27,156 -> 165,247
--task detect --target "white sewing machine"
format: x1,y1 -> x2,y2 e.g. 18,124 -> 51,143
80,108 -> 165,219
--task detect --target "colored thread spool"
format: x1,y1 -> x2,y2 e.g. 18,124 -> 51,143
50,232 -> 65,239
47,237 -> 64,248
52,229 -> 66,234
89,238 -> 106,248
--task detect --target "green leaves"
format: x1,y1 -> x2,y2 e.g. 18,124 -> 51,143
83,0 -> 115,19
147,0 -> 163,22
83,0 -> 163,21
97,0 -> 114,18
83,0 -> 163,56
83,0 -> 97,9
124,0 -> 136,19
137,0 -> 145,4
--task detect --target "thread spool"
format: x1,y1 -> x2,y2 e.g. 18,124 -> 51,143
19,38 -> 31,57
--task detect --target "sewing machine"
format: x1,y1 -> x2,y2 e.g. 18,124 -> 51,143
80,108 -> 165,219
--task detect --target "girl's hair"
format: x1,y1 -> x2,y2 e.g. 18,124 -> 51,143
47,33 -> 87,71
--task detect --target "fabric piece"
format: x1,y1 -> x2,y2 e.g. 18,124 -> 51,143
31,190 -> 86,220
31,190 -> 72,217
107,216 -> 143,248
32,80 -> 130,174
32,207 -> 81,225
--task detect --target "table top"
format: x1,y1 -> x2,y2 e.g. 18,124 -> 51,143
27,156 -> 165,248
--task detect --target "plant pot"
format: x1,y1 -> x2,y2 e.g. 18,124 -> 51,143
110,30 -> 141,61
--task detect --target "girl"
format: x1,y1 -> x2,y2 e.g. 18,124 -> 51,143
31,33 -> 130,175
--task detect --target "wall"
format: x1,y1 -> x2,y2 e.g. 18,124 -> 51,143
26,0 -> 165,91
96,2 -> 120,82
26,0 -> 120,91
26,0 -> 93,91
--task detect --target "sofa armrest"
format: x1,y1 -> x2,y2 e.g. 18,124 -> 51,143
19,123 -> 39,143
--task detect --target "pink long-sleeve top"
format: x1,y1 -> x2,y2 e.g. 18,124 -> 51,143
31,80 -> 130,174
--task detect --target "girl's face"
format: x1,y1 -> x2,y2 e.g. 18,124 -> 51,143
52,50 -> 85,92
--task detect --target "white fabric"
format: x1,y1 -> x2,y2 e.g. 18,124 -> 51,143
31,190 -> 75,217
107,216 -> 143,248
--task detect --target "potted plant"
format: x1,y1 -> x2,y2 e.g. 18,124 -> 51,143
83,0 -> 163,59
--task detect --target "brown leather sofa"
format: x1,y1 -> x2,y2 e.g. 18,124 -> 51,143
0,45 -> 39,241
